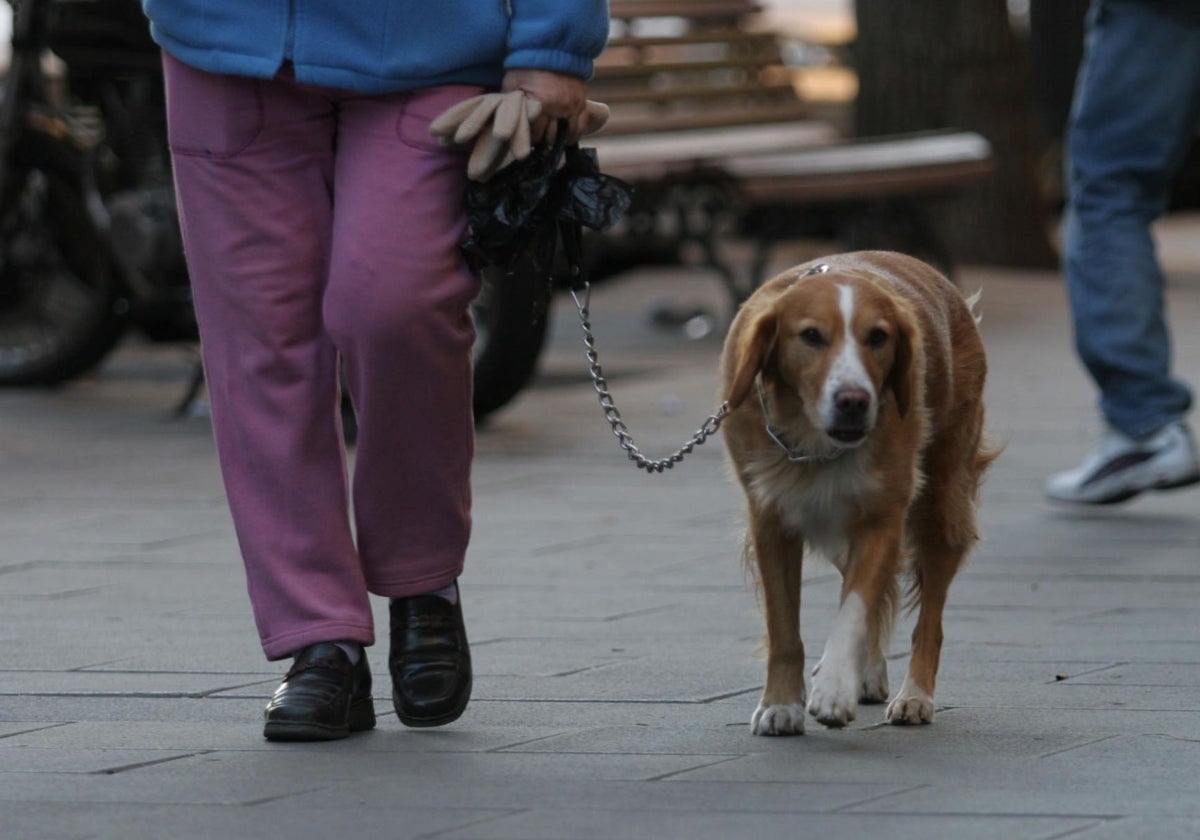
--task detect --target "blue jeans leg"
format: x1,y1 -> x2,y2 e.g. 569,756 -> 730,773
1064,0 -> 1200,439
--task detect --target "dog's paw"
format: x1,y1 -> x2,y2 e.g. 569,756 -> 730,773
886,681 -> 935,725
860,656 -> 889,704
751,702 -> 806,736
807,669 -> 859,728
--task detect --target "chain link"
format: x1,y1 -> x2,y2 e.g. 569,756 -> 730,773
570,284 -> 730,474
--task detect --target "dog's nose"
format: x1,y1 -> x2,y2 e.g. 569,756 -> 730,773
834,387 -> 871,420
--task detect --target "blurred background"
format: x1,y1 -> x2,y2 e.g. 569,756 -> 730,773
0,0 -> 1197,421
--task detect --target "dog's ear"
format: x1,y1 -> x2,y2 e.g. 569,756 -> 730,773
885,306 -> 918,419
726,310 -> 778,410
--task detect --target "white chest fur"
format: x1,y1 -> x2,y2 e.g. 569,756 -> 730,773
744,451 -> 876,571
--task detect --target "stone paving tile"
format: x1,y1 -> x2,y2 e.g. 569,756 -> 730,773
0,803 -> 510,840
431,810 -> 1100,840
1067,817 -> 1200,839
4,721 -> 593,755
2,258 -> 1200,838
0,746 -> 207,775
846,784 -> 1198,819
0,672 -> 273,698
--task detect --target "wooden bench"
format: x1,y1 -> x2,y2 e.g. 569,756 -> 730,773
583,0 -> 995,300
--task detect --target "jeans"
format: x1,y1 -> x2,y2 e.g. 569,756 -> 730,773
165,54 -> 482,660
1064,0 -> 1200,439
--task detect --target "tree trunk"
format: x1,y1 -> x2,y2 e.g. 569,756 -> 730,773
854,0 -> 1059,268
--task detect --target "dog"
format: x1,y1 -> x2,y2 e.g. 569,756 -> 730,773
720,251 -> 999,735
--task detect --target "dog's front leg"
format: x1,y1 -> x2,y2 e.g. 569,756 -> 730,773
808,522 -> 901,728
749,511 -> 806,735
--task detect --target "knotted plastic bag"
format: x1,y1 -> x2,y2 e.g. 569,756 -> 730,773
461,126 -> 634,318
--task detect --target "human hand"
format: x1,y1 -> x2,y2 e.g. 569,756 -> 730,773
501,69 -> 608,145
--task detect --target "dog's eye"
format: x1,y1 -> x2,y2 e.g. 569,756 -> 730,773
866,328 -> 890,347
799,327 -> 825,347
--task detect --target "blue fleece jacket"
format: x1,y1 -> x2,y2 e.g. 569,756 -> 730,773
142,1 -> 610,93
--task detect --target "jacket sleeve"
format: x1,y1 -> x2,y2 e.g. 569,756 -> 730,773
505,0 -> 610,79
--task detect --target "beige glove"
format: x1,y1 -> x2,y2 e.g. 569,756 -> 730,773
430,92 -> 611,181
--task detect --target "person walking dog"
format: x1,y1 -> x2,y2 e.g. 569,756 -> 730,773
141,0 -> 610,739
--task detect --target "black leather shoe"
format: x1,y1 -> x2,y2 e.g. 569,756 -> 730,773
263,642 -> 375,741
389,587 -> 471,727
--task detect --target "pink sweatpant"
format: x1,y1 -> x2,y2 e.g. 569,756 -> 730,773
163,53 -> 482,660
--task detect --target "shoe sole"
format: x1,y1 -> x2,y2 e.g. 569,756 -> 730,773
392,677 -> 472,728
1156,471 -> 1200,492
1048,469 -> 1200,505
263,699 -> 377,742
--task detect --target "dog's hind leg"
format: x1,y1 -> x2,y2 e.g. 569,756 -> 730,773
748,510 -> 807,736
888,439 -> 991,725
887,532 -> 960,725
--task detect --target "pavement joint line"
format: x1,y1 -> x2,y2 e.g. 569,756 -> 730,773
1041,819 -> 1117,840
0,562 -> 40,576
1145,732 -> 1200,744
831,782 -> 930,812
531,534 -> 617,556
90,749 -> 214,776
484,729 -> 606,753
68,657 -> 137,672
0,722 -> 73,740
843,811 -> 1121,826
419,808 -> 528,840
73,668 -> 274,676
1036,732 -> 1125,759
544,604 -> 679,623
696,685 -> 762,704
240,786 -> 327,807
544,661 -> 628,678
946,704 -> 1200,712
2,681 -> 275,699
1041,662 -> 1127,684
0,586 -> 111,601
642,753 -> 747,782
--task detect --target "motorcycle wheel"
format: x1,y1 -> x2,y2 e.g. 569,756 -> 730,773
471,265 -> 551,422
0,145 -> 127,385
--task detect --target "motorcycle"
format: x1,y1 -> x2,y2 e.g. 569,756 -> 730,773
0,0 -> 551,420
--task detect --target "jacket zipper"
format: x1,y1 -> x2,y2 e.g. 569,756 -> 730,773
284,0 -> 297,61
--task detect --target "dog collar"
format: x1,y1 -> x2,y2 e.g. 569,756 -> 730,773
756,380 -> 849,464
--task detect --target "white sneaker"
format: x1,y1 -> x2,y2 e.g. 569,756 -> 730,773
1046,420 -> 1200,505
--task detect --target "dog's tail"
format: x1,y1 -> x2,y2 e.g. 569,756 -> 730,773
965,289 -> 984,326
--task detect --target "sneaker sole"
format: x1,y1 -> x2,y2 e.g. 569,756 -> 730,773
1155,471 -> 1200,492
1048,468 -> 1200,505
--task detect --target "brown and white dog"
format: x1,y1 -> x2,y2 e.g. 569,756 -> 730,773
720,251 -> 999,734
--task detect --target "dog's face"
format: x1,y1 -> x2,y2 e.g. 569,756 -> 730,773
727,273 -> 917,447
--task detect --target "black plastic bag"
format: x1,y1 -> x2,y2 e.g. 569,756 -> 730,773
461,128 -> 633,315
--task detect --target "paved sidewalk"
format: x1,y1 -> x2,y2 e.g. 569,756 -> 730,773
2,234 -> 1199,838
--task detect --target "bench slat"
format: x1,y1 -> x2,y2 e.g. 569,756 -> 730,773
594,54 -> 783,79
595,80 -> 796,106
603,30 -> 776,50
591,130 -> 994,203
605,101 -> 812,135
723,133 -> 995,178
591,122 -> 839,171
737,160 -> 996,203
609,1 -> 763,21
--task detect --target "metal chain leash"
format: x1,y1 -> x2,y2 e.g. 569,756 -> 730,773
569,283 -> 730,473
